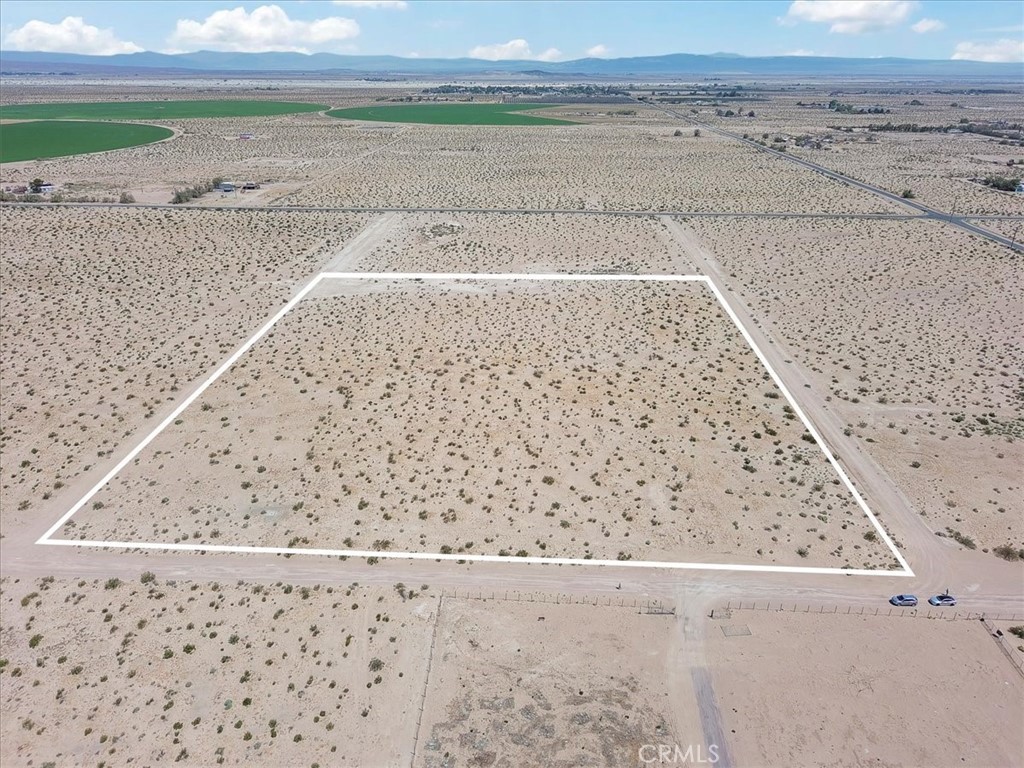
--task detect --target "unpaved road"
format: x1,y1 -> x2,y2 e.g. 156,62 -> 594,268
662,216 -> 948,582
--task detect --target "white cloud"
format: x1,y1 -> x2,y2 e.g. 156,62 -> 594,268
535,48 -> 563,62
3,16 -> 142,55
469,38 -> 562,61
332,1 -> 408,8
782,1 -> 918,34
784,49 -> 817,56
585,44 -> 610,58
169,5 -> 359,53
911,18 -> 945,34
951,38 -> 1024,63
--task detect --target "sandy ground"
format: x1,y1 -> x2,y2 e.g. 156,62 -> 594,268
692,88 -> 1023,217
0,574 -> 436,767
1,79 -> 1022,767
280,124 -> 901,214
415,598 -> 694,768
2,84 -> 909,214
60,278 -> 896,569
968,217 -> 1024,242
706,609 -> 1024,767
0,206 -> 369,540
685,216 -> 1024,556
365,212 -> 696,274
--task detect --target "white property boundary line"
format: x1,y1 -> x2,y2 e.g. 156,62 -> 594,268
38,272 -> 913,578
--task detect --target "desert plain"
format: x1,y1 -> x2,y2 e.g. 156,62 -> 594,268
1,75 -> 1022,768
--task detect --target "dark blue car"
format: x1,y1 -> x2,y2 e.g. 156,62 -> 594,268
889,594 -> 918,607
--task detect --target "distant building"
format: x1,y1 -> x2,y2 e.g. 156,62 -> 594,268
38,183 -> 55,193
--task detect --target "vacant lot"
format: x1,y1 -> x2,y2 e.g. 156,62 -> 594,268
416,597 -> 690,767
0,574 -> 435,766
707,610 -> 1024,767
327,102 -> 573,126
0,100 -> 327,120
281,123 -> 902,213
62,278 -> 896,569
0,120 -> 175,162
355,211 -> 695,274
686,216 -> 1024,554
0,206 -> 370,541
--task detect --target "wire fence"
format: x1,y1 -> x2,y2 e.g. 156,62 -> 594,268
438,587 -> 671,613
718,599 -> 1024,623
980,617 -> 1024,677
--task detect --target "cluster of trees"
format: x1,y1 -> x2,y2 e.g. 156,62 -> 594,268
0,191 -> 133,203
982,175 -> 1021,192
424,84 -> 627,96
828,99 -> 890,115
864,121 -> 1023,139
170,177 -> 223,205
714,109 -> 756,117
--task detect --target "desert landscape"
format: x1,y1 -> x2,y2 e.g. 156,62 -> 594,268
60,276 -> 898,569
1,38 -> 1022,768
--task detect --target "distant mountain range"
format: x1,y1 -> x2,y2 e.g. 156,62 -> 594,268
1,49 -> 1020,78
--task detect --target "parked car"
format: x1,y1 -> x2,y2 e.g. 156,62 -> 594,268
929,594 -> 957,607
889,594 -> 918,607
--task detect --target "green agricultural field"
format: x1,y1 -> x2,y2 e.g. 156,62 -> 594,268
0,121 -> 174,163
0,100 -> 327,120
326,103 -> 573,126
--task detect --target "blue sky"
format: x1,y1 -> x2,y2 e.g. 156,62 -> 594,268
1,1 -> 1022,62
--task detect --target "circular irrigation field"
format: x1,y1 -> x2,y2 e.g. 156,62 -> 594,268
0,121 -> 175,163
0,100 -> 328,121
0,100 -> 329,162
326,103 -> 572,126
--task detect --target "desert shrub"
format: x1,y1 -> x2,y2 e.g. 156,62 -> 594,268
992,545 -> 1023,561
944,528 -> 976,550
